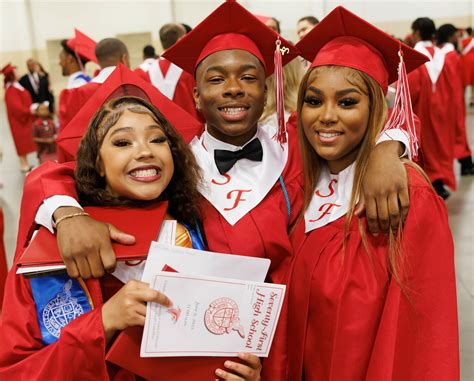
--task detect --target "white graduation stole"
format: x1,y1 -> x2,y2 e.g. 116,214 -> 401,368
148,58 -> 183,100
190,124 -> 288,226
304,163 -> 355,233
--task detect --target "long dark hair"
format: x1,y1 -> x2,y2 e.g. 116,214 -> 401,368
75,95 -> 202,225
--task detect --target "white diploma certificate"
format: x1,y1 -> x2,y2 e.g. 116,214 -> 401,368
141,272 -> 285,358
142,242 -> 271,283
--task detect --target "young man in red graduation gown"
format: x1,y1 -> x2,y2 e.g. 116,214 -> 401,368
437,24 -> 474,175
58,38 -> 131,161
287,8 -> 459,380
408,17 -> 456,199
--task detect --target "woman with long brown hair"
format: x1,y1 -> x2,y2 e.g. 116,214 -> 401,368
286,7 -> 459,381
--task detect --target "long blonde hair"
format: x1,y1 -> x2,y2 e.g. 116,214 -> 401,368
297,65 -> 406,286
260,57 -> 303,122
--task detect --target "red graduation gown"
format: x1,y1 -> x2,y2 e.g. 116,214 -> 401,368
133,67 -> 151,82
0,265 -> 132,380
0,208 -> 7,310
408,54 -> 456,189
4,84 -> 36,156
287,166 -> 459,381
460,37 -> 474,86
201,122 -> 303,285
442,49 -> 472,159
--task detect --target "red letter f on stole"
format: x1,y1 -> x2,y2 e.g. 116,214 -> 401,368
224,189 -> 252,211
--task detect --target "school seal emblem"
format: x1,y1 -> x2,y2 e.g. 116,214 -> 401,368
42,280 -> 84,338
204,297 -> 245,338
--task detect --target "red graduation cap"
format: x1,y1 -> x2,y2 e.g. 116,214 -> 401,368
0,63 -> 16,76
162,0 -> 298,77
255,14 -> 271,24
66,29 -> 98,64
57,64 -> 203,160
296,6 -> 428,93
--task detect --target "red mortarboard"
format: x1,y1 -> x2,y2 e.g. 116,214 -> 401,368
66,29 -> 98,64
296,6 -> 428,93
162,0 -> 298,77
57,64 -> 203,160
255,14 -> 271,24
0,63 -> 16,76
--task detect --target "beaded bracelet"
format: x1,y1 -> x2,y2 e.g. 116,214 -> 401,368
54,212 -> 90,228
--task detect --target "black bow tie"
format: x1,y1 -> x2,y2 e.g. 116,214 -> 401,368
214,138 -> 263,175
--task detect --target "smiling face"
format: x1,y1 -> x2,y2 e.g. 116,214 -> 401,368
194,49 -> 267,146
98,109 -> 174,201
301,66 -> 370,174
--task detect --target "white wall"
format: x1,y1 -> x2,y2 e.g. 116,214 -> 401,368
1,0 -> 473,54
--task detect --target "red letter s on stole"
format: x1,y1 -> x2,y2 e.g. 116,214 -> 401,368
211,174 -> 232,185
315,179 -> 337,198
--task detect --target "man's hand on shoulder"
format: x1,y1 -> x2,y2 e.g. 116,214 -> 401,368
54,206 -> 135,279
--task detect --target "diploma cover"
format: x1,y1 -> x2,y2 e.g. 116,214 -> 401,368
17,203 -> 167,270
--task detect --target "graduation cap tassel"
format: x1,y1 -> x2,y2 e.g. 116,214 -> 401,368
381,48 -> 419,159
274,38 -> 287,145
74,51 -> 85,73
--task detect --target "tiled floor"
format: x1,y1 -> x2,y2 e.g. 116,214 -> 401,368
0,102 -> 473,379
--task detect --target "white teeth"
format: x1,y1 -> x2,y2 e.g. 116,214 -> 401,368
221,107 -> 246,114
130,168 -> 158,177
318,131 -> 342,138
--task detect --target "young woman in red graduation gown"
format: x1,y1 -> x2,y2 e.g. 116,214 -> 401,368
286,7 -> 459,381
0,95 -> 262,381
1,64 -> 36,172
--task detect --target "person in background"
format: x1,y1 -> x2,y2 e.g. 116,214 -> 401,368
134,44 -> 157,77
265,17 -> 281,33
59,30 -> 95,90
1,63 -> 36,172
32,102 -> 57,164
19,59 -> 54,113
145,23 -> 201,121
408,17 -> 456,199
460,27 -> 474,106
58,37 -> 130,162
181,23 -> 192,34
437,24 -> 474,175
297,15 -> 319,40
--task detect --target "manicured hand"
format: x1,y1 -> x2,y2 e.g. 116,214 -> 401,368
101,279 -> 172,343
215,353 -> 262,381
355,141 -> 409,234
55,206 -> 135,279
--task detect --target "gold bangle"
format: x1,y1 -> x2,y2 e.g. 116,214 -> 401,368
55,212 -> 90,228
